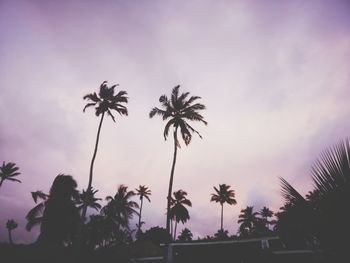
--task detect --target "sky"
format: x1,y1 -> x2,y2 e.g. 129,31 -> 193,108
1,0 -> 350,243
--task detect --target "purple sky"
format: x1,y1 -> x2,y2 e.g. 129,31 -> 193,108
1,0 -> 350,243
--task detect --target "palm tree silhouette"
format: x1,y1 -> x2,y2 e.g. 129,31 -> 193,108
82,81 -> 128,219
38,174 -> 81,245
238,206 -> 259,237
101,185 -> 139,232
135,185 -> 151,234
169,190 -> 192,240
25,190 -> 49,231
77,188 -> 102,218
149,85 -> 207,236
260,206 -> 273,229
178,227 -> 193,241
0,162 -> 21,189
6,219 -> 18,244
210,184 -> 237,231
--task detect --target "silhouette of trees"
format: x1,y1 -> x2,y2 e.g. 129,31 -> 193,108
214,229 -> 229,240
0,162 -> 21,189
138,226 -> 171,245
25,190 -> 49,231
276,139 -> 350,259
237,206 -> 259,237
178,228 -> 193,242
101,185 -> 138,245
259,206 -> 274,229
37,174 -> 81,246
77,188 -> 102,219
149,85 -> 207,236
82,81 -> 128,219
169,190 -> 192,240
135,185 -> 151,234
210,184 -> 237,231
6,219 -> 18,244
85,214 -> 107,249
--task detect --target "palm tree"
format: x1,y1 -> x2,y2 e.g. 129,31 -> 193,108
25,190 -> 49,231
178,228 -> 193,242
259,206 -> 273,229
82,81 -> 128,219
135,185 -> 151,234
38,174 -> 81,245
238,206 -> 259,237
6,219 -> 18,244
0,162 -> 21,189
101,185 -> 139,234
78,188 -> 102,218
214,229 -> 229,240
149,85 -> 207,235
169,190 -> 192,240
210,184 -> 237,231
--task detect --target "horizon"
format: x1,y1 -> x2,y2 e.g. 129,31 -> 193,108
1,0 -> 350,243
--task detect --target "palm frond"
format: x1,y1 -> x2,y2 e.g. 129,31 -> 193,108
311,139 -> 350,196
7,178 -> 21,183
280,177 -> 306,205
31,191 -> 48,203
83,93 -> 100,103
163,119 -> 176,140
83,102 -> 97,112
149,107 -> 168,119
171,85 -> 181,108
183,96 -> 201,108
107,109 -> 116,122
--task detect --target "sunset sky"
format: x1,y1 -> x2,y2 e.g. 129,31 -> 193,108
1,0 -> 350,243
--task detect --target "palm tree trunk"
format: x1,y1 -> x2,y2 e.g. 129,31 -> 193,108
171,219 -> 174,238
174,220 -> 178,240
138,197 -> 144,233
82,112 -> 105,220
0,178 -> 4,189
166,127 -> 178,238
8,229 -> 13,244
221,203 -> 224,231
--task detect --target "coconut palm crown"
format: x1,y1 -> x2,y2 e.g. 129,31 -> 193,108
0,162 -> 21,189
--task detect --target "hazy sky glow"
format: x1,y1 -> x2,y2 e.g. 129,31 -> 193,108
1,0 -> 350,243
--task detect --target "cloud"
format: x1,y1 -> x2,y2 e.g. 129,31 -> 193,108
1,0 -> 350,242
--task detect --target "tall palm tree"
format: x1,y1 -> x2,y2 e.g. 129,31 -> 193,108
0,162 -> 21,189
210,184 -> 237,231
25,190 -> 49,231
237,206 -> 259,236
169,190 -> 192,240
6,219 -> 18,244
82,81 -> 128,219
38,174 -> 81,245
149,85 -> 207,235
135,185 -> 151,234
101,185 -> 139,232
